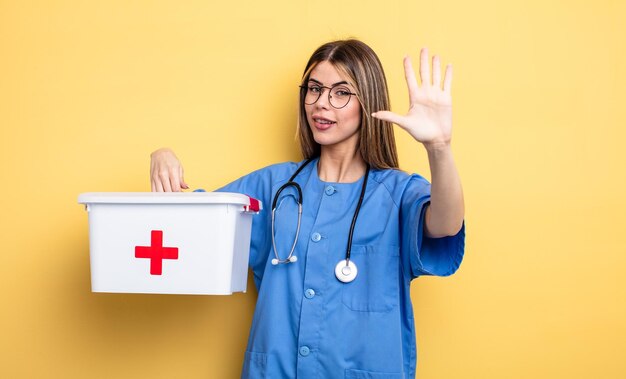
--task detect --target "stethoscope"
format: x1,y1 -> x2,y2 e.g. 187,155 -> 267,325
270,158 -> 369,283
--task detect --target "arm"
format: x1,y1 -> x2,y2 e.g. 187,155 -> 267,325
424,144 -> 464,237
372,48 -> 464,237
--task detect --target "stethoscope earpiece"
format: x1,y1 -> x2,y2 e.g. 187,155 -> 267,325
271,256 -> 298,266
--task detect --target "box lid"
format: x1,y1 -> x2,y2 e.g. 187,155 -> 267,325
78,192 -> 262,210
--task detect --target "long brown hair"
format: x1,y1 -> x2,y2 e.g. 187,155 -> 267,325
297,39 -> 399,169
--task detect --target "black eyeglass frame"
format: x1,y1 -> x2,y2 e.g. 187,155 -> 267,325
299,84 -> 358,109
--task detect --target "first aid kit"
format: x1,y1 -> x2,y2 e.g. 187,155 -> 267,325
78,192 -> 261,295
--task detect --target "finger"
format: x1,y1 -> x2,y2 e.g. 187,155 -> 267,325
150,160 -> 160,192
443,64 -> 453,93
180,167 -> 189,189
403,56 -> 419,105
154,178 -> 165,192
432,55 -> 441,89
371,111 -> 408,127
151,167 -> 163,192
170,168 -> 181,192
419,47 -> 430,87
159,171 -> 173,192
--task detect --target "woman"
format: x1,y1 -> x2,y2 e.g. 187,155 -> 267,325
151,39 -> 465,379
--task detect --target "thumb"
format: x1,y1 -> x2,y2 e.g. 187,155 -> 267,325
371,111 -> 407,127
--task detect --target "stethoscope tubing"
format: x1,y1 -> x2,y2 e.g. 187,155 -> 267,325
344,167 -> 369,264
271,159 -> 313,265
270,158 -> 370,283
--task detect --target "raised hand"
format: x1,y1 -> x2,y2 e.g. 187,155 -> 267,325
372,48 -> 453,149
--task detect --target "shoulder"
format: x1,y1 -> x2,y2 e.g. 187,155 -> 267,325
369,168 -> 431,205
229,159 -> 311,191
217,159 -> 306,196
245,160 -> 304,184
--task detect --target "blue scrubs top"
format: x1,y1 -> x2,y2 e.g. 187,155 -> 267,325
218,158 -> 465,379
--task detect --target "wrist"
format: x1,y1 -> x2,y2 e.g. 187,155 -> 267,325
423,140 -> 452,154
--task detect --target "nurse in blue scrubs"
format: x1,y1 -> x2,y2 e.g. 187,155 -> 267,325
151,39 -> 465,379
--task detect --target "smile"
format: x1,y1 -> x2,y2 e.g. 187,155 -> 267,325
313,117 -> 336,130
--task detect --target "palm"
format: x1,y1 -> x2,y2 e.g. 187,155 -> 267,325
373,48 -> 453,147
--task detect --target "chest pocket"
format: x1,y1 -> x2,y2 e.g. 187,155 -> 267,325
342,245 -> 400,313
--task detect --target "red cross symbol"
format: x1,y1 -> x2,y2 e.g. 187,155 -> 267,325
135,230 -> 179,275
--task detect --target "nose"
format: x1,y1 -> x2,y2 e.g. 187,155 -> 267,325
315,88 -> 331,109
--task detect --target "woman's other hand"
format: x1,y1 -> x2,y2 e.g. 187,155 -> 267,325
150,148 -> 189,192
372,47 -> 453,150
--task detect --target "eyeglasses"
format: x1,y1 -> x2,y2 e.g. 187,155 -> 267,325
299,83 -> 357,109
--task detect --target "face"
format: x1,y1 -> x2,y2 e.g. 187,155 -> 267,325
304,61 -> 361,153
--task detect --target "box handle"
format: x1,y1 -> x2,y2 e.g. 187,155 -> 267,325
244,196 -> 261,213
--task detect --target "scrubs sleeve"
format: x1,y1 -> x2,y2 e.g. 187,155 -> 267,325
214,169 -> 272,276
400,175 -> 465,279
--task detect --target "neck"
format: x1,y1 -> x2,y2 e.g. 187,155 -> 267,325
318,146 -> 366,183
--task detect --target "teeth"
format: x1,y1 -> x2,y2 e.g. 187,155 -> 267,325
316,119 -> 333,124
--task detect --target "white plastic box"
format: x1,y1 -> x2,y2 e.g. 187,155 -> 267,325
78,192 -> 261,295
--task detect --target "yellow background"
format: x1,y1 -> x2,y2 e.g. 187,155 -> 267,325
1,0 -> 625,378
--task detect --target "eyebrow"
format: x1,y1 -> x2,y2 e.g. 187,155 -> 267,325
308,78 -> 350,87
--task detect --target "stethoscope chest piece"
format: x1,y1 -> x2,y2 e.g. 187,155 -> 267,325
335,259 -> 358,283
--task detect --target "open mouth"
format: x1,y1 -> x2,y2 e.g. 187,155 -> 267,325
313,117 -> 336,129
